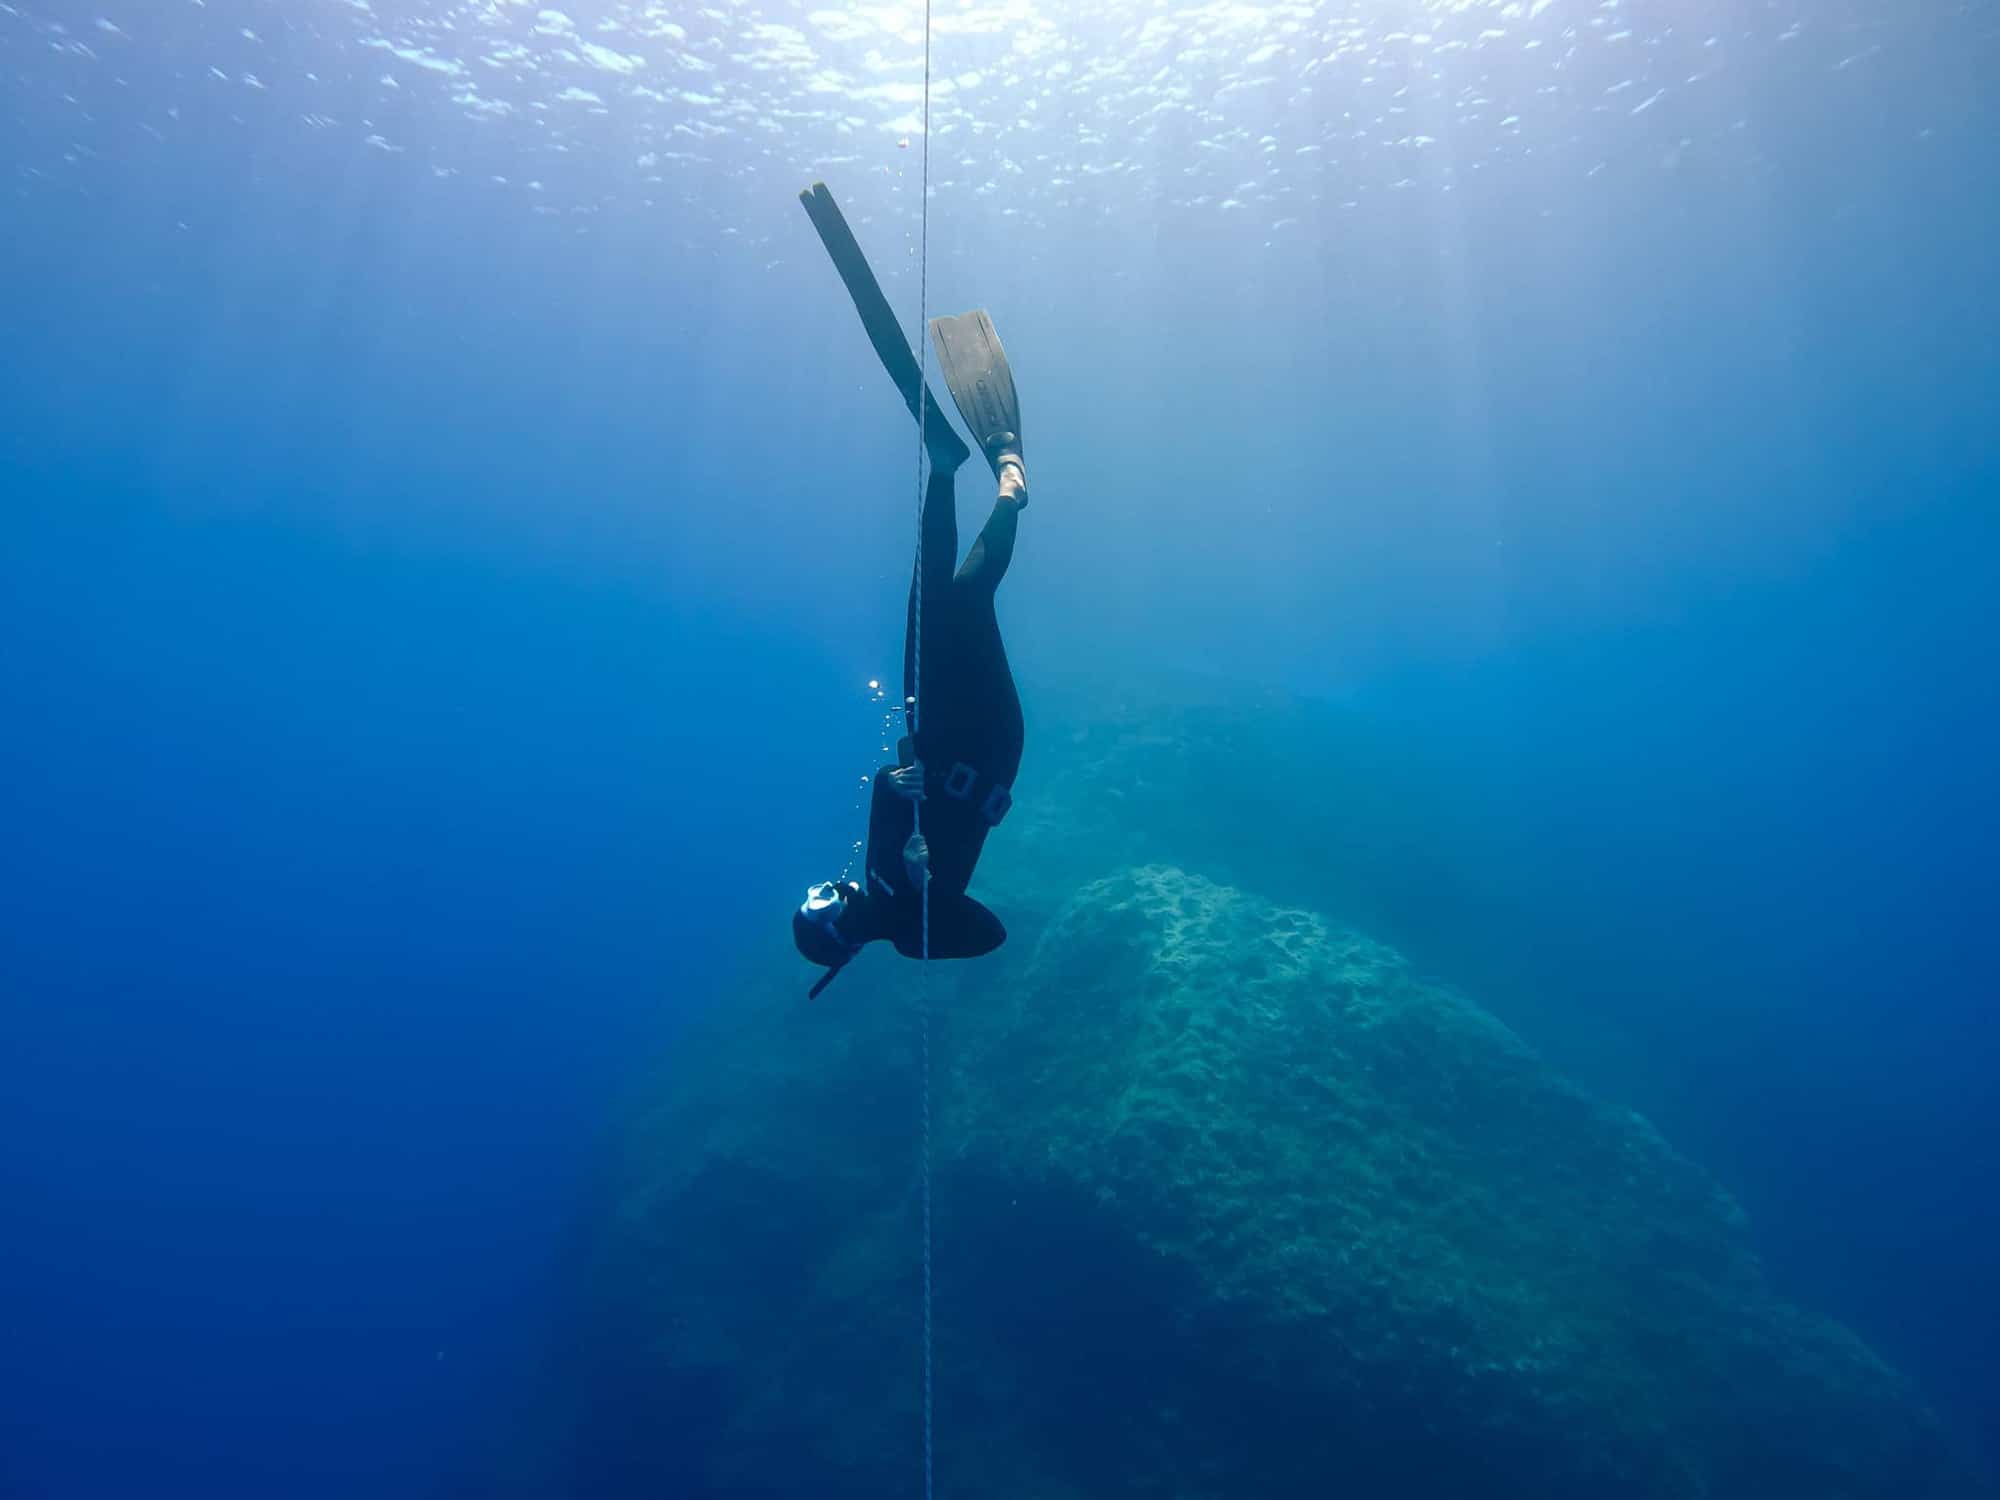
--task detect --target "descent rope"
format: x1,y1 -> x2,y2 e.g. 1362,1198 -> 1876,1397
912,2 -> 937,1496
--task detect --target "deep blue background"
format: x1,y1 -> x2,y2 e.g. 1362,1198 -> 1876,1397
0,174 -> 826,1491
3,1 -> 1997,1493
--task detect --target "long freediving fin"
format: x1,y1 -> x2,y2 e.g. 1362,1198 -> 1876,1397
928,309 -> 1023,480
798,181 -> 970,472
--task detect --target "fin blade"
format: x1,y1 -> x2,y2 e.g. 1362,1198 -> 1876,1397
799,182 -> 969,471
929,309 -> 1023,477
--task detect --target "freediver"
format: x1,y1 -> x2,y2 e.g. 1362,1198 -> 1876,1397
790,182 -> 1030,1000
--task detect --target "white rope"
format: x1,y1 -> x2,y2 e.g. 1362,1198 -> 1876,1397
912,3 -> 936,1495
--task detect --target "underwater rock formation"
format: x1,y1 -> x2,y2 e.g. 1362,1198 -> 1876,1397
549,842 -> 1978,1498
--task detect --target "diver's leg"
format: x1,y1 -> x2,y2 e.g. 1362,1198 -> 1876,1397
913,464 -> 959,607
956,462 -> 1026,593
903,465 -> 961,709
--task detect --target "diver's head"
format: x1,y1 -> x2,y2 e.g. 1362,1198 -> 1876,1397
793,879 -> 865,998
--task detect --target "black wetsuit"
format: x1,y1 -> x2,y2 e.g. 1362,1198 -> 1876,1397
861,468 -> 1023,958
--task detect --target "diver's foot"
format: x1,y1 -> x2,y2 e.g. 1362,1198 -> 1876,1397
998,455 -> 1028,509
927,430 -> 972,473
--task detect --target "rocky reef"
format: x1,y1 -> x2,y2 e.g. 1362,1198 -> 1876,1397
536,683 -> 1982,1499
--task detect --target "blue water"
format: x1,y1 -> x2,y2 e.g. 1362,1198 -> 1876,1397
3,0 -> 1995,1493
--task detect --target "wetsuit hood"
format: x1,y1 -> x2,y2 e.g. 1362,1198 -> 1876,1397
794,880 -> 866,997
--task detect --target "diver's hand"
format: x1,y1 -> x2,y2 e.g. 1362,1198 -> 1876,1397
903,832 -> 932,888
886,762 -> 927,802
998,456 -> 1028,509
